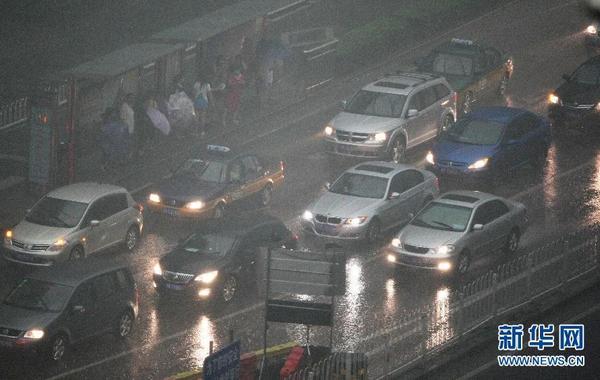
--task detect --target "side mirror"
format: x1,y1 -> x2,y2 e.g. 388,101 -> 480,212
561,73 -> 570,81
340,100 -> 347,109
472,223 -> 484,231
408,212 -> 415,219
72,305 -> 85,314
407,109 -> 418,118
324,182 -> 331,190
388,192 -> 400,200
90,220 -> 100,228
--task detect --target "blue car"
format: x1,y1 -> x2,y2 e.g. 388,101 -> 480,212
426,107 -> 551,183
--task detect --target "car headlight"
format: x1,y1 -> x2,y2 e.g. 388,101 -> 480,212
436,244 -> 455,255
23,329 -> 45,340
372,132 -> 387,142
548,94 -> 560,105
153,263 -> 162,276
391,238 -> 401,248
324,125 -> 334,136
426,151 -> 435,165
344,216 -> 368,226
587,24 -> 597,35
4,229 -> 12,246
387,254 -> 397,263
437,261 -> 452,271
468,157 -> 489,170
302,210 -> 313,221
195,270 -> 218,284
48,238 -> 68,252
185,200 -> 204,210
148,193 -> 161,203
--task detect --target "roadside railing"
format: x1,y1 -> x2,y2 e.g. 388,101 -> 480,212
0,97 -> 29,131
285,225 -> 600,379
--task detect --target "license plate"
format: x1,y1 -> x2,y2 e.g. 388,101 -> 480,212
165,283 -> 184,290
13,252 -> 34,262
440,167 -> 461,175
163,207 -> 178,216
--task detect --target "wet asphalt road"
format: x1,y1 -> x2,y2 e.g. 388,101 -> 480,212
1,0 -> 600,378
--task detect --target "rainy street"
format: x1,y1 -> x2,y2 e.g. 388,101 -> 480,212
1,0 -> 600,378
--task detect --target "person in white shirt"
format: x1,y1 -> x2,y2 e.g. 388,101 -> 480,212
120,93 -> 135,156
193,75 -> 212,137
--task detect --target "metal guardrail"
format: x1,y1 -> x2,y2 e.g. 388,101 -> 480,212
286,225 -> 600,379
0,97 -> 29,131
284,352 -> 367,380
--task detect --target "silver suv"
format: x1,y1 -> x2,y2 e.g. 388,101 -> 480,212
324,73 -> 456,162
3,183 -> 144,266
301,161 -> 439,243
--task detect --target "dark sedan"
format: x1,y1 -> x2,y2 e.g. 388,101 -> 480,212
426,107 -> 551,184
152,214 -> 298,303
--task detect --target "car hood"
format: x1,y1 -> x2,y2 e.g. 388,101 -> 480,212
160,248 -> 226,275
399,224 -> 463,249
0,303 -> 57,331
331,112 -> 400,134
310,191 -> 379,218
432,139 -> 497,165
155,176 -> 226,201
12,220 -> 74,245
555,80 -> 600,105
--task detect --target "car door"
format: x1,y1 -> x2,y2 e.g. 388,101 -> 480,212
90,272 -> 120,335
64,281 -> 98,343
482,200 -> 512,253
434,83 -> 455,130
417,86 -> 441,142
227,158 -> 246,202
378,171 -> 412,227
241,155 -> 263,196
469,201 -> 495,256
404,92 -> 423,146
499,117 -> 531,170
102,193 -> 130,247
80,197 -> 113,253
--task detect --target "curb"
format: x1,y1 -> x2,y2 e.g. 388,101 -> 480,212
163,341 -> 299,380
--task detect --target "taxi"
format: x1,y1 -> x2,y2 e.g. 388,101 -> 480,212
416,38 -> 513,116
146,145 -> 285,219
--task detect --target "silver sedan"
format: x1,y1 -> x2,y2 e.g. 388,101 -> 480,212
386,190 -> 527,275
301,161 -> 439,243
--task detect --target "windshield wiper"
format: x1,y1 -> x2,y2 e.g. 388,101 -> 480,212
431,220 -> 454,230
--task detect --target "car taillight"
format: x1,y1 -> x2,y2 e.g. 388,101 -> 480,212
133,203 -> 143,213
434,176 -> 440,190
280,160 -> 286,171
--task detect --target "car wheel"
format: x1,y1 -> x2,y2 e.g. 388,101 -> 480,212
498,74 -> 509,96
221,275 -> 238,303
441,114 -> 454,133
116,310 -> 134,339
69,246 -> 85,260
48,334 -> 68,362
388,137 -> 406,163
213,203 -> 225,219
259,185 -> 273,207
366,218 -> 382,244
462,92 -> 473,115
504,228 -> 520,254
125,226 -> 139,251
456,252 -> 471,276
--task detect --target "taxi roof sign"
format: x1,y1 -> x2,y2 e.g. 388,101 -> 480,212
451,38 -> 474,46
207,145 -> 231,153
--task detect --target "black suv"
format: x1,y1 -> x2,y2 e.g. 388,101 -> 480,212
152,213 -> 298,303
0,258 -> 138,361
549,55 -> 600,126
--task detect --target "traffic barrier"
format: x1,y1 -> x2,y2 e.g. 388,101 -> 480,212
279,346 -> 305,379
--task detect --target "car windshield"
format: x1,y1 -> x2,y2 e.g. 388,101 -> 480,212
411,202 -> 473,232
180,233 -> 235,256
345,90 -> 406,118
175,159 -> 226,183
4,278 -> 72,312
329,173 -> 388,199
571,62 -> 600,85
25,196 -> 88,228
445,118 -> 505,145
432,53 -> 473,76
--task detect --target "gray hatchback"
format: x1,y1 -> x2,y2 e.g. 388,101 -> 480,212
0,258 -> 138,361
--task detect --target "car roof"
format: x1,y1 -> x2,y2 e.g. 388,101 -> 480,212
199,212 -> 287,238
47,182 -> 128,203
469,106 -> 530,125
27,257 -> 131,287
434,38 -> 487,56
362,72 -> 441,95
347,161 -> 420,178
435,190 -> 499,208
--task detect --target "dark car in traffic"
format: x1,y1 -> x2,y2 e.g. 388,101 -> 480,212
152,213 -> 298,303
548,55 -> 600,127
416,38 -> 513,116
146,145 -> 285,219
426,107 -> 551,184
0,258 -> 138,362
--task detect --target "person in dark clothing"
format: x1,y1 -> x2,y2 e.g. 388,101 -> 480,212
100,107 -> 129,171
133,95 -> 156,156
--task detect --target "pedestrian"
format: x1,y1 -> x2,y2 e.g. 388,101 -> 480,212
193,74 -> 212,138
146,97 -> 171,137
120,93 -> 135,157
134,94 -> 156,156
223,69 -> 245,127
229,54 -> 247,76
168,84 -> 196,138
100,107 -> 129,171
